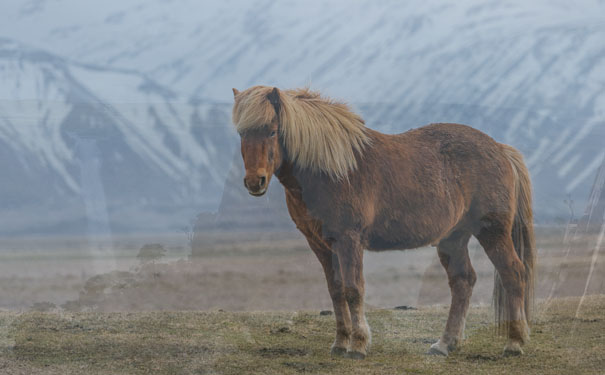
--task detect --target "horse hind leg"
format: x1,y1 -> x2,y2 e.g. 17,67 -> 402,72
428,231 -> 476,356
476,224 -> 529,356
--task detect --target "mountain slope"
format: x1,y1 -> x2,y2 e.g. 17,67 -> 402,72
0,0 -> 604,233
0,40 -> 236,234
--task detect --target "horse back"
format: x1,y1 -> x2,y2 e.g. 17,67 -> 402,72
283,123 -> 516,251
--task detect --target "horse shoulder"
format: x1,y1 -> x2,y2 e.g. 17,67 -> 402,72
284,188 -> 323,239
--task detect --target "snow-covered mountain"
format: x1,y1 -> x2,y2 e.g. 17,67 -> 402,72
0,0 -> 604,234
0,39 -> 235,234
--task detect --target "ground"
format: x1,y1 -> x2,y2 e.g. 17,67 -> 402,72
0,227 -> 603,373
1,227 -> 602,311
0,296 -> 603,374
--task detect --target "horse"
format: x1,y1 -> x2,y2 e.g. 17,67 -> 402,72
231,86 -> 536,359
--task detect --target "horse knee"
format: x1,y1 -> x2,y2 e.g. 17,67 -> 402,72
467,268 -> 477,288
448,264 -> 476,293
329,287 -> 345,302
344,286 -> 362,306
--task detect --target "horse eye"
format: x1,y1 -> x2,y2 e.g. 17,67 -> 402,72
270,131 -> 276,137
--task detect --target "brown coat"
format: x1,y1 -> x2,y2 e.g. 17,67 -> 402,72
233,86 -> 535,358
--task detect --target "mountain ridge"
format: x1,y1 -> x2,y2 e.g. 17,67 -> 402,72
1,1 -> 604,234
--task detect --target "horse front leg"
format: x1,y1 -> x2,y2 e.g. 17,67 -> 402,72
308,238 -> 352,356
333,231 -> 370,359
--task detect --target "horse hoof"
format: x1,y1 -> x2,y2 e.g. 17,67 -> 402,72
503,342 -> 523,356
427,341 -> 449,356
345,351 -> 366,360
330,346 -> 347,357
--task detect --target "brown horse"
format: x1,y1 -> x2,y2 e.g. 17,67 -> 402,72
231,86 -> 536,359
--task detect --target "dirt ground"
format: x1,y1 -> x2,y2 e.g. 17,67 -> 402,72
0,227 -> 603,312
0,228 -> 605,311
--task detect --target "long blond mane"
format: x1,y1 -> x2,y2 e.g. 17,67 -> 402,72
232,86 -> 370,180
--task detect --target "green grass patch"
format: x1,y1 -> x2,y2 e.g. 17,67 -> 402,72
0,296 -> 603,374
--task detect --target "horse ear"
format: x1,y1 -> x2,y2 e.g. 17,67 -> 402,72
232,88 -> 240,97
267,87 -> 281,115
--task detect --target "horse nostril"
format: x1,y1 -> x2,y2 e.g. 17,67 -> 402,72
243,178 -> 248,189
259,176 -> 266,188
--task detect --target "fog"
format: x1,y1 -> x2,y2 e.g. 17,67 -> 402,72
0,0 -> 603,315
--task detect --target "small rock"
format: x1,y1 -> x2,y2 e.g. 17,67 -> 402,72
394,305 -> 417,311
271,326 -> 291,334
319,310 -> 333,316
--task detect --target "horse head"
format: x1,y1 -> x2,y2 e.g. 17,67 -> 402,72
232,87 -> 284,196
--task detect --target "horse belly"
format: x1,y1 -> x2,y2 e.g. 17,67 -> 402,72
365,204 -> 459,251
366,223 -> 442,251
367,235 -> 427,251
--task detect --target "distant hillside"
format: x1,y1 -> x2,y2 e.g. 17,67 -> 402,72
0,40 -> 235,234
1,0 -> 604,234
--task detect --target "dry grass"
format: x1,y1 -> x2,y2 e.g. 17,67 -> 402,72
0,296 -> 603,374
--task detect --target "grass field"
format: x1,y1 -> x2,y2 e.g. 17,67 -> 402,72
0,295 -> 603,374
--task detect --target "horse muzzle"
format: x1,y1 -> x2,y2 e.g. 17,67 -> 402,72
243,174 -> 268,196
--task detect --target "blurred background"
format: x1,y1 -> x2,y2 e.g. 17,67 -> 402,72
0,0 -> 603,312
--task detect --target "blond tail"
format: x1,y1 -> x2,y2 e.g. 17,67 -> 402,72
494,144 -> 536,333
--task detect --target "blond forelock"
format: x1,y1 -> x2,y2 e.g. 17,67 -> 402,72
232,86 -> 370,180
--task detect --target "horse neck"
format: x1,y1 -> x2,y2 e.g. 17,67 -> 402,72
274,130 -> 377,198
275,160 -> 304,195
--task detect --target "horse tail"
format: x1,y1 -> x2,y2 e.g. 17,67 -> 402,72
495,144 -> 536,332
